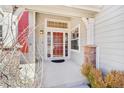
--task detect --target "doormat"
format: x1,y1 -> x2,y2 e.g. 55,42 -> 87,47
51,59 -> 65,63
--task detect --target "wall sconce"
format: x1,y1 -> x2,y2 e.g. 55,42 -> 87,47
40,30 -> 44,34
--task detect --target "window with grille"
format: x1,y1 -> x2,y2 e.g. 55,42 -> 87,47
47,20 -> 68,29
71,24 -> 80,51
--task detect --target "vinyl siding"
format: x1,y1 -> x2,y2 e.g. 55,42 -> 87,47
95,5 -> 124,73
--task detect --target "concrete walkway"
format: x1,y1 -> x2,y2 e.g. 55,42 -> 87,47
42,60 -> 88,88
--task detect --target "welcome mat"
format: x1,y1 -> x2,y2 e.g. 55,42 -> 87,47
51,59 -> 65,63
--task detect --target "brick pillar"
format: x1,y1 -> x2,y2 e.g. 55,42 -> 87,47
84,45 -> 96,67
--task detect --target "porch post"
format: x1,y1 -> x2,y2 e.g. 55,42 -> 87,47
28,11 -> 36,63
82,18 -> 98,68
82,17 -> 95,45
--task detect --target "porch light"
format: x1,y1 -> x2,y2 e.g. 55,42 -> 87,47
40,30 -> 44,34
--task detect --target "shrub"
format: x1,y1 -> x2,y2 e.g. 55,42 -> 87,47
81,62 -> 106,88
105,71 -> 124,88
88,67 -> 106,88
81,62 -> 93,77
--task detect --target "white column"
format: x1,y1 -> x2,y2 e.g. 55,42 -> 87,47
88,18 -> 95,44
82,17 -> 95,45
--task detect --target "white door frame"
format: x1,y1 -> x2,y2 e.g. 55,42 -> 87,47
44,18 -> 70,61
45,28 -> 70,60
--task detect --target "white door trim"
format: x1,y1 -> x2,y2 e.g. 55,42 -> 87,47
45,29 -> 70,60
44,18 -> 70,60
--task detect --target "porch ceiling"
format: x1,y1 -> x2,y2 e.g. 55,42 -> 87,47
65,5 -> 102,12
18,5 -> 101,18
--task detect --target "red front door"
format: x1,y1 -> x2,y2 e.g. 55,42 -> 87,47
53,32 -> 63,57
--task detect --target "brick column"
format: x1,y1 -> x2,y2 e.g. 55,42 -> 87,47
84,45 -> 96,67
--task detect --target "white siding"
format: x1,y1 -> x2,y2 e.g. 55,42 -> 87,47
95,5 -> 124,73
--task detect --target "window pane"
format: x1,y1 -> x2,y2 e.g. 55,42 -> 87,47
71,40 -> 79,50
71,25 -> 80,51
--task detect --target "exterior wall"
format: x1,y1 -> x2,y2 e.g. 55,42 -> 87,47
70,18 -> 87,65
35,13 -> 87,66
35,13 -> 71,60
35,13 -> 45,61
95,6 -> 124,73
28,11 -> 35,63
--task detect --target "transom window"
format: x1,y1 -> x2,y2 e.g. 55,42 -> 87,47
47,20 -> 68,29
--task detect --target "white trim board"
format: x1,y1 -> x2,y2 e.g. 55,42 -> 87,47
18,5 -> 97,18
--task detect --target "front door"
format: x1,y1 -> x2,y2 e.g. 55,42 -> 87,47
53,32 -> 63,57
46,31 -> 69,60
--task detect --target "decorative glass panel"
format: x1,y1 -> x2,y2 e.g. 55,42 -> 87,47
65,33 -> 68,56
47,32 -> 51,57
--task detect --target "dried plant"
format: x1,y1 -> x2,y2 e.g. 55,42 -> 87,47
81,62 -> 106,88
0,6 -> 43,88
105,71 -> 124,88
81,62 -> 124,88
81,62 -> 93,77
88,67 -> 106,88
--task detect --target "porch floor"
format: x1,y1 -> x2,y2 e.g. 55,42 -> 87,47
42,60 -> 88,88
